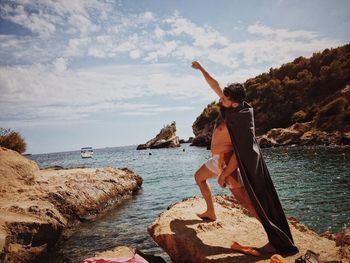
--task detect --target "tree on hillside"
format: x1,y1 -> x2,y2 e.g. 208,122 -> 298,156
244,43 -> 350,134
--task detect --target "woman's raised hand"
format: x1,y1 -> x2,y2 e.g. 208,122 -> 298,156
192,61 -> 202,70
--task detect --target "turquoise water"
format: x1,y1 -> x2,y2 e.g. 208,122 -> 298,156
30,145 -> 350,262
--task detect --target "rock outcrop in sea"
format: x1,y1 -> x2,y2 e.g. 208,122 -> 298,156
148,196 -> 349,263
137,121 -> 180,150
0,147 -> 143,263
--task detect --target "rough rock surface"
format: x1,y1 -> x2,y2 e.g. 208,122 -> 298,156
191,120 -> 215,147
137,121 -> 180,150
257,122 -> 348,148
148,196 -> 349,263
0,147 -> 143,263
191,108 -> 350,148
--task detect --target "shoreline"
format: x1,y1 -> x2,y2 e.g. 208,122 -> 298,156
0,147 -> 143,263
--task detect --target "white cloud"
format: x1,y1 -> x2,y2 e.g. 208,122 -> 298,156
0,1 -> 343,69
164,14 -> 230,48
0,62 -> 210,124
0,2 -> 346,126
52,57 -> 68,73
0,4 -> 56,38
129,49 -> 142,59
154,25 -> 165,38
120,106 -> 194,116
0,1 -> 106,38
88,47 -> 106,58
247,23 -> 319,40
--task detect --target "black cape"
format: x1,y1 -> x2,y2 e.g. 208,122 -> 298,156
224,102 -> 298,253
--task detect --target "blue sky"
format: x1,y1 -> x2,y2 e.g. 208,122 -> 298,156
0,0 -> 349,154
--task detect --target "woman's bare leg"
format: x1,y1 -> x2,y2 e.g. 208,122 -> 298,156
194,164 -> 217,220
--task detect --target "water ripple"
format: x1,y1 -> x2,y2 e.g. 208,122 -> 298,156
31,145 -> 350,263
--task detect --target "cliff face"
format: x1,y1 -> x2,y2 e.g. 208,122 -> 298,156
148,196 -> 349,263
137,121 -> 180,150
0,147 -> 143,263
191,102 -> 219,147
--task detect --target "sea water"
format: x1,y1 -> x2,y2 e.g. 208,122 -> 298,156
30,145 -> 350,262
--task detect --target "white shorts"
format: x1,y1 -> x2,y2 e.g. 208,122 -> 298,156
204,154 -> 244,187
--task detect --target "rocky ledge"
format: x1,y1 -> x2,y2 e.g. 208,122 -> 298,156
148,196 -> 349,263
137,121 -> 180,150
257,122 -> 350,148
0,147 -> 143,263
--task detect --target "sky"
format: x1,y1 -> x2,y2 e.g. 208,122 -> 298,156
0,0 -> 349,154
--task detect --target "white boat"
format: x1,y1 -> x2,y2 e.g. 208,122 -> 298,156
81,147 -> 93,158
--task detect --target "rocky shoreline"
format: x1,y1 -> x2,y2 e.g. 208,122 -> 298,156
148,196 -> 350,263
191,121 -> 350,149
257,122 -> 350,148
0,147 -> 143,263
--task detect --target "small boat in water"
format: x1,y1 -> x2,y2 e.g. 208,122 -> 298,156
81,147 -> 93,158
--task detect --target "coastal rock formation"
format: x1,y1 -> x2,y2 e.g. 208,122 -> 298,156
191,121 -> 215,147
192,111 -> 350,149
340,132 -> 350,145
191,102 -> 219,148
148,196 -> 348,263
0,147 -> 143,263
179,137 -> 194,144
257,122 -> 349,148
137,121 -> 180,150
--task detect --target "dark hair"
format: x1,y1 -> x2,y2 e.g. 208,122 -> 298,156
223,83 -> 246,103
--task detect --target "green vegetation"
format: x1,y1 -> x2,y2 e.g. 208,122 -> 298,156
194,44 -> 350,135
193,102 -> 220,131
245,43 -> 350,134
314,97 -> 349,131
0,128 -> 27,154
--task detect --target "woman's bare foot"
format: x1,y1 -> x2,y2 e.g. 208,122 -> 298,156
196,211 -> 216,221
231,241 -> 261,257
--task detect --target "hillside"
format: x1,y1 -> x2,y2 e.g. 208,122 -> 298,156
192,44 -> 350,147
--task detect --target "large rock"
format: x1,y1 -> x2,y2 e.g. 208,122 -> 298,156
137,121 -> 180,150
257,121 -> 346,148
299,130 -> 341,146
257,122 -> 312,147
191,119 -> 215,148
339,132 -> 350,145
148,196 -> 348,263
0,147 -> 143,263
